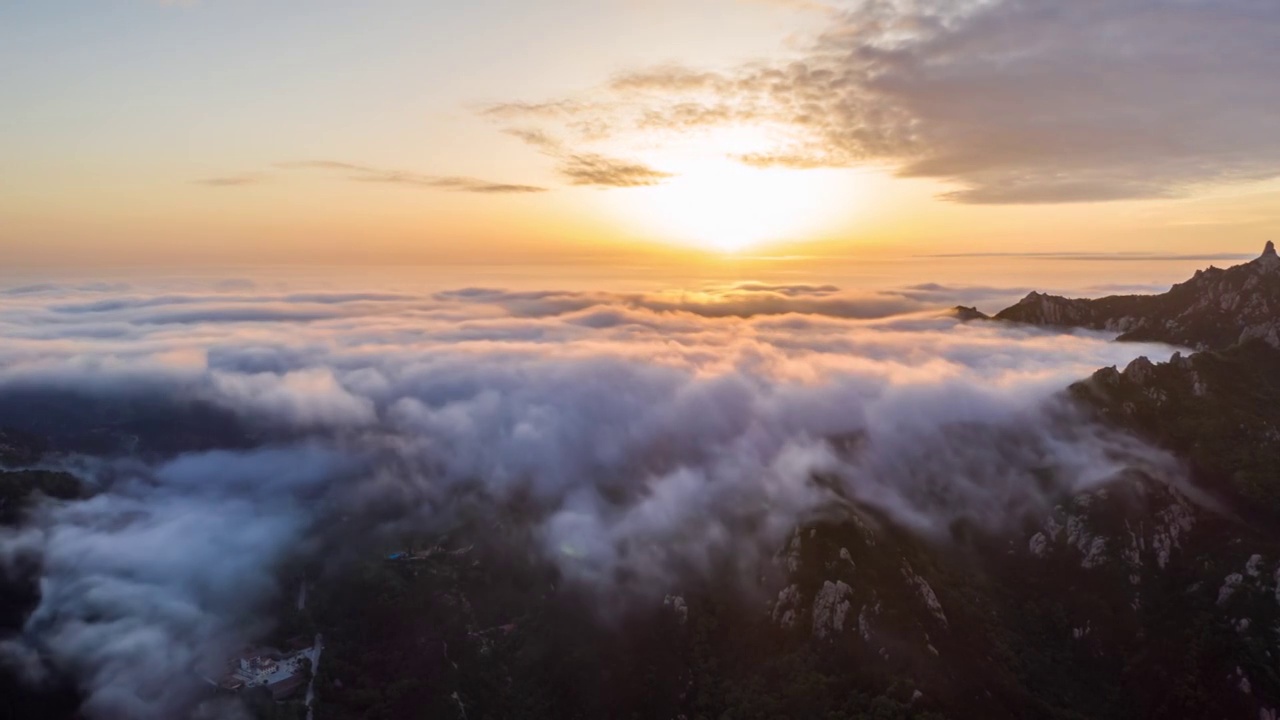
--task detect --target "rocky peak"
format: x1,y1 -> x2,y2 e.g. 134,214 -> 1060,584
995,291 -> 1101,328
951,306 -> 990,322
996,244 -> 1280,351
1122,356 -> 1155,384
1255,241 -> 1279,270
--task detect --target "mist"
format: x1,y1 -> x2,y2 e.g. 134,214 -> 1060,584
0,277 -> 1186,719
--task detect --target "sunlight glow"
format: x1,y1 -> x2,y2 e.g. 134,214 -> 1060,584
599,124 -> 853,254
636,159 -> 847,252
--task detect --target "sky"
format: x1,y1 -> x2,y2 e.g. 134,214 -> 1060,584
2,0 -> 1279,270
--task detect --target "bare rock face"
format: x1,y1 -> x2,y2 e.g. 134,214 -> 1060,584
900,562 -> 948,628
772,584 -> 803,629
811,581 -> 853,640
999,291 -> 1102,327
1122,356 -> 1155,385
995,243 -> 1280,351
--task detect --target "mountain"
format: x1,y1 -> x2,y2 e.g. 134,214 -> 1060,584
0,429 -> 86,720
996,242 -> 1280,350
1072,341 -> 1280,518
6,249 -> 1280,720
991,243 -> 1280,518
306,250 -> 1280,720
950,305 -> 990,322
307,458 -> 1280,719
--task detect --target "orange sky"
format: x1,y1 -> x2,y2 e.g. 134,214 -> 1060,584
2,0 -> 1278,269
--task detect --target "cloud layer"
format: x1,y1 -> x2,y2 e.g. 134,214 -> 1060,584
492,0 -> 1280,203
0,275 -> 1185,718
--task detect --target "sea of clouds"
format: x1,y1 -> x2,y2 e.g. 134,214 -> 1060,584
0,276 -> 1184,718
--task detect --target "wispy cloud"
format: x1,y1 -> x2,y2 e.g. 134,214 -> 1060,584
192,173 -> 264,187
500,128 -> 671,188
557,153 -> 672,187
276,160 -> 546,194
502,128 -> 561,150
490,0 -> 1280,204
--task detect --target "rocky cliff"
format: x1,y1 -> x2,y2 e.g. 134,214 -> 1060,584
996,242 -> 1280,350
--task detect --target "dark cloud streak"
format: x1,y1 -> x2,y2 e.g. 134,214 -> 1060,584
558,153 -> 672,187
500,130 -> 672,188
192,174 -> 264,187
278,160 -> 546,194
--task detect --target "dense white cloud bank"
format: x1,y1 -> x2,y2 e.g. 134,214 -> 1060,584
0,277 -> 1183,718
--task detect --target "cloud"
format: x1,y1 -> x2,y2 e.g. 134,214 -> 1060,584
493,0 -> 1280,203
501,129 -> 672,188
430,282 -> 1034,321
209,368 -> 377,428
190,162 -> 548,194
0,275 -> 1188,718
1,284 -> 61,296
557,153 -> 673,187
1,445 -> 350,718
192,174 -> 264,188
502,127 -> 561,151
277,160 -> 546,194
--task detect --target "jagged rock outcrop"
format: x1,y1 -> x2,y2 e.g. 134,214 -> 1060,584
996,242 -> 1280,350
0,469 -> 84,525
951,305 -> 990,322
900,562 -> 948,628
772,584 -> 803,628
811,580 -> 852,640
1073,339 -> 1280,514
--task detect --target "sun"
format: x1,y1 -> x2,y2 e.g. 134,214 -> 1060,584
630,158 -> 842,253
596,121 -> 852,254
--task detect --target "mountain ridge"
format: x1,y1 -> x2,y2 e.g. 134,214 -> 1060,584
5,249 -> 1280,720
305,246 -> 1280,720
995,242 -> 1280,351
